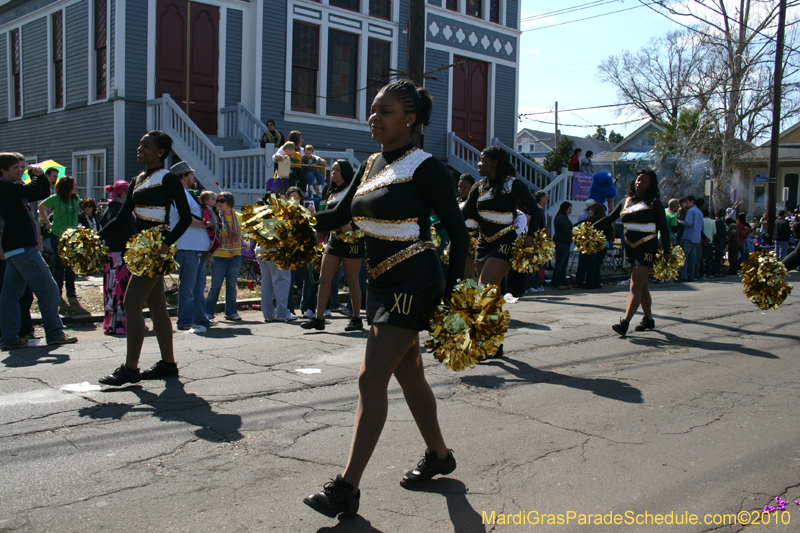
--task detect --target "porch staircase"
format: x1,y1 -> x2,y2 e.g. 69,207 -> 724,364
147,94 -> 359,205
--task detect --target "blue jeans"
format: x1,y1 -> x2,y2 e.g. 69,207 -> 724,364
552,242 -> 571,287
51,234 -> 76,297
679,239 -> 699,281
205,255 -> 243,317
176,250 -> 209,328
776,241 -> 789,260
0,248 -> 65,344
304,170 -> 325,189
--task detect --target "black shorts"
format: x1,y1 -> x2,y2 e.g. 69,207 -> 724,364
324,237 -> 365,259
624,247 -> 655,267
475,233 -> 515,264
366,280 -> 443,332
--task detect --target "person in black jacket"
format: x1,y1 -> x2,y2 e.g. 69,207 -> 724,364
775,210 -> 790,260
0,154 -> 77,349
98,180 -> 136,334
712,209 -> 728,277
96,131 -> 193,386
551,201 -> 573,289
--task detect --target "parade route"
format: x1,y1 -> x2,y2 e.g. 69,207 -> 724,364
1,274 -> 799,533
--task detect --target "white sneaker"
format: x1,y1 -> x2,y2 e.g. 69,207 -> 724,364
276,314 -> 298,321
303,309 -> 315,318
324,309 -> 332,317
190,325 -> 207,334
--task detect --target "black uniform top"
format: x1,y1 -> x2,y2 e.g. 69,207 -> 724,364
595,197 -> 670,255
99,168 -> 192,247
99,200 -> 136,252
461,176 -> 541,243
314,144 -> 468,295
321,184 -> 359,234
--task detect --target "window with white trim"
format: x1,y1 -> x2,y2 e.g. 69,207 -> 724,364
288,5 -> 396,123
72,150 -> 107,200
92,0 -> 108,101
10,28 -> 22,117
51,10 -> 65,110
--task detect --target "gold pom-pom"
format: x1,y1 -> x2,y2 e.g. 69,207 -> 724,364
652,244 -> 686,281
332,228 -> 364,244
57,227 -> 109,275
741,251 -> 793,310
425,279 -> 510,371
431,230 -> 442,249
440,244 -> 450,265
242,195 -> 323,270
510,229 -> 555,273
124,228 -> 178,278
572,222 -> 606,254
468,235 -> 478,259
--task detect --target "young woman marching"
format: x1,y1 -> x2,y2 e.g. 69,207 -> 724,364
593,168 -> 671,335
301,159 -> 365,332
97,131 -> 193,385
460,146 -> 541,357
302,80 -> 469,518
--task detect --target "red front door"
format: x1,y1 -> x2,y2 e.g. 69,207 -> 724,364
156,0 -> 219,134
452,56 -> 488,151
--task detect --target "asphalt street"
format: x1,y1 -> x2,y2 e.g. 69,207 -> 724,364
1,274 -> 798,533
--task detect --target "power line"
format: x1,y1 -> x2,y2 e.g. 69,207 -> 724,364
522,117 -> 649,127
521,0 -> 621,24
522,3 -> 651,33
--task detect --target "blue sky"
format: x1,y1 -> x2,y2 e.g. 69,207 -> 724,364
517,0 -> 686,140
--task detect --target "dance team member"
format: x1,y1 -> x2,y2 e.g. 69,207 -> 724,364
460,145 -> 540,357
303,80 -> 469,517
97,131 -> 193,385
593,168 -> 671,336
301,159 -> 365,332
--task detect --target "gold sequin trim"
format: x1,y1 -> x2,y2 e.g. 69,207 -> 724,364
359,148 -> 416,187
625,233 -> 656,248
366,241 -> 435,279
479,224 -> 516,243
354,217 -> 418,225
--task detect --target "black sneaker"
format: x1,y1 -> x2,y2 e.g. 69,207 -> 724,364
344,318 -> 363,331
140,360 -> 179,380
303,475 -> 360,517
99,364 -> 141,386
400,449 -> 456,489
634,316 -> 655,332
612,318 -> 630,337
301,317 -> 325,330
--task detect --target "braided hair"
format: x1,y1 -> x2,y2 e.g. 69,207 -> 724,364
480,145 -> 517,198
377,79 -> 433,132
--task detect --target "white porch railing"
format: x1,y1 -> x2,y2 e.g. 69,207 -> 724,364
221,103 -> 267,149
491,137 -> 554,190
148,94 -> 275,198
447,132 -> 482,177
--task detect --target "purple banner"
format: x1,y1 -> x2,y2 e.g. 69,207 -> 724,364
571,172 -> 593,201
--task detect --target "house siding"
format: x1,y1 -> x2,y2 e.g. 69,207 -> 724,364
65,0 -> 88,107
226,9 -> 243,107
493,64 -> 515,146
0,0 -> 61,27
424,47 -> 449,161
397,0 -> 408,75
427,0 -> 442,7
0,102 -> 114,178
0,34 -> 7,122
21,17 -> 47,116
506,0 -> 518,30
260,0 -> 286,129
125,0 -> 148,179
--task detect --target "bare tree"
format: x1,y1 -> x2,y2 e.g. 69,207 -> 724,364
600,0 -> 800,205
598,30 -> 712,122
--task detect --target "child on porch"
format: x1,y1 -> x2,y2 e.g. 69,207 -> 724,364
265,141 -> 296,196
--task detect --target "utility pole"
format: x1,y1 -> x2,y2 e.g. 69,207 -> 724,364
767,0 -> 787,238
554,101 -> 560,146
407,0 -> 425,148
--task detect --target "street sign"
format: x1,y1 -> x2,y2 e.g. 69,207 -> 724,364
753,176 -> 769,183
